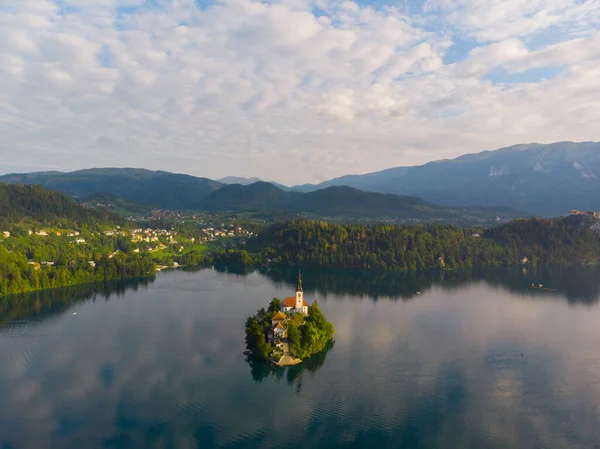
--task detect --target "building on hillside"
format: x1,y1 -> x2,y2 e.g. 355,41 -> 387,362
273,322 -> 286,339
271,310 -> 286,325
270,311 -> 288,342
281,271 -> 309,316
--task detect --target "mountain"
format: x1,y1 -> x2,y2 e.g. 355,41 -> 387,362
0,183 -> 122,226
202,182 -> 301,211
217,176 -> 263,185
0,168 -> 224,210
200,182 -> 524,220
292,141 -> 600,216
218,176 -> 290,191
1,167 -> 525,220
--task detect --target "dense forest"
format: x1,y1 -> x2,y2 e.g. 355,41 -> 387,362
0,246 -> 155,296
245,299 -> 335,362
248,216 -> 600,270
0,183 -> 123,228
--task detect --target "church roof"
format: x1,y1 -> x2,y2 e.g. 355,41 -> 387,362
282,296 -> 309,307
274,322 -> 285,329
271,311 -> 286,321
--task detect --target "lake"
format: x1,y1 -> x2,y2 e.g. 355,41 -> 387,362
2,266 -> 600,448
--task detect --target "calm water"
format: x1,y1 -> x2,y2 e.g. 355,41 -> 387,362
2,266 -> 600,448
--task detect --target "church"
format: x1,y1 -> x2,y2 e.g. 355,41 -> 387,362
281,271 -> 309,316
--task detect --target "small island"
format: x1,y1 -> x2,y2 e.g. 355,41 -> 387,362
245,271 -> 335,366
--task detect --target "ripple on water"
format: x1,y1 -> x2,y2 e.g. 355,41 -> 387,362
1,344 -> 38,375
0,321 -> 42,338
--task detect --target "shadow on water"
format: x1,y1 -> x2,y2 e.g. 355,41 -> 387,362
258,265 -> 600,305
3,264 -> 599,327
0,276 -> 156,326
247,340 -> 335,391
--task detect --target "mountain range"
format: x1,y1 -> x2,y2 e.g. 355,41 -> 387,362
1,141 -> 598,217
201,182 -> 520,220
0,170 -> 520,221
292,141 -> 600,216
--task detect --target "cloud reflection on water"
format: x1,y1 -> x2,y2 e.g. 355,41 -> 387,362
1,267 -> 600,448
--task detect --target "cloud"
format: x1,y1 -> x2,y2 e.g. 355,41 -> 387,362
0,0 -> 599,183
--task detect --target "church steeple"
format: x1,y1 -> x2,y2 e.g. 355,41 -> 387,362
295,270 -> 304,313
296,269 -> 303,292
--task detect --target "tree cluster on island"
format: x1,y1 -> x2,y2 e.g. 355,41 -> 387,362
245,298 -> 335,363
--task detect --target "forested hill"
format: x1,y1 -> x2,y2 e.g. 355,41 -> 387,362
0,183 -> 123,227
0,183 -> 153,296
250,216 -> 600,270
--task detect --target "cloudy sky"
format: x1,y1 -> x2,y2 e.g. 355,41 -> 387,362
1,0 -> 599,184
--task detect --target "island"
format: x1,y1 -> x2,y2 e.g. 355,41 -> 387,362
245,271 -> 335,366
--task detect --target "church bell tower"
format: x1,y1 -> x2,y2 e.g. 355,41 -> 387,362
295,270 -> 303,312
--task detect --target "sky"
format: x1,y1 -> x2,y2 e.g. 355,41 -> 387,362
1,0 -> 599,184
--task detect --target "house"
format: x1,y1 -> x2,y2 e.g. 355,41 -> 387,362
271,310 -> 286,325
2,231 -> 9,238
273,322 -> 286,339
281,271 -> 309,315
36,230 -> 48,236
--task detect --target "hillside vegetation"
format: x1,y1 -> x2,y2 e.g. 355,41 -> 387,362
0,183 -> 155,296
0,183 -> 123,227
248,216 -> 600,270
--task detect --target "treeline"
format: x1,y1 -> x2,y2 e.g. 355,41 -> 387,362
248,217 -> 600,270
0,183 -> 123,228
287,302 -> 334,359
0,246 -> 155,296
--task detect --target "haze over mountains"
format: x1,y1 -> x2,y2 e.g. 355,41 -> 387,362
1,141 -> 597,217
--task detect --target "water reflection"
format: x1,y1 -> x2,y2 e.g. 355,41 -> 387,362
0,277 -> 156,326
247,340 -> 335,389
260,265 -> 600,305
2,268 -> 600,448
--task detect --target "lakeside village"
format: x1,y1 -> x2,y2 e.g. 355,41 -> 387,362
245,271 -> 335,367
0,223 -> 254,271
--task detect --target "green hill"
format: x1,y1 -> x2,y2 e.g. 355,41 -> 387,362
0,183 -> 123,227
80,192 -> 152,216
250,216 -> 600,271
202,182 -> 301,211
